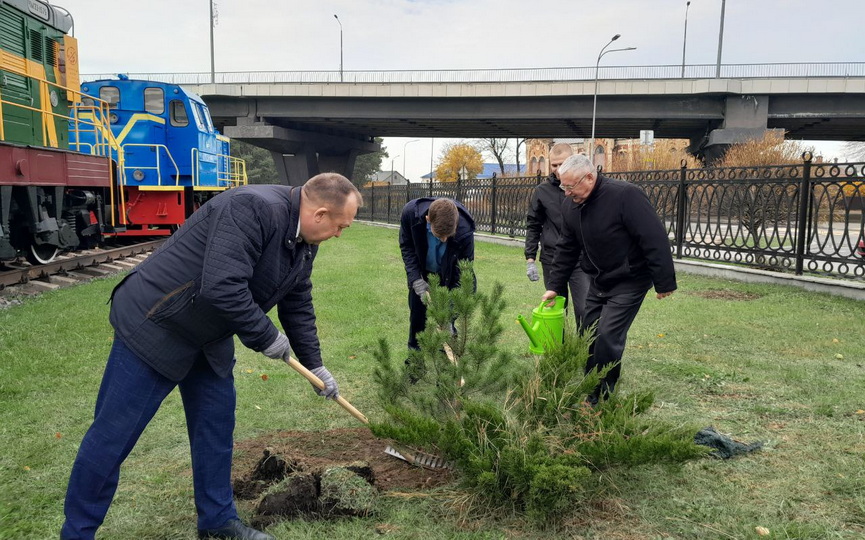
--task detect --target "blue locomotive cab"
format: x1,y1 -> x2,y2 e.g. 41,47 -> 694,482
72,78 -> 246,235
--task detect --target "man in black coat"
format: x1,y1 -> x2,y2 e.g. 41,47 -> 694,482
61,174 -> 362,540
542,154 -> 676,405
525,142 -> 590,325
399,197 -> 475,351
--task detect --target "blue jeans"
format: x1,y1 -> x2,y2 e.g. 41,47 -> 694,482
61,335 -> 238,539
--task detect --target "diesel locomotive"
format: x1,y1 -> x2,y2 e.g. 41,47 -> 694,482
0,0 -> 246,264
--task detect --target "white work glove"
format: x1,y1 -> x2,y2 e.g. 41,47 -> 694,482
526,261 -> 540,282
311,366 -> 339,399
412,278 -> 430,299
262,332 -> 291,359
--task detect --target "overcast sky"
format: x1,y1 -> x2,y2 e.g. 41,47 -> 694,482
59,0 -> 862,180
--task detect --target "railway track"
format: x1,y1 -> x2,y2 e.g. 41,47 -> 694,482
0,239 -> 165,303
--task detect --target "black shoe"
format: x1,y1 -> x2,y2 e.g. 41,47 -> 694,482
198,519 -> 274,540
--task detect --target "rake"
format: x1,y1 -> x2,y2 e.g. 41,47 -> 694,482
285,356 -> 451,470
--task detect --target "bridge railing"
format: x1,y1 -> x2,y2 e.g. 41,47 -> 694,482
358,157 -> 865,281
82,62 -> 865,85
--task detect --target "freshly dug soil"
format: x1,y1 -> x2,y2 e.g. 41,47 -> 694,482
233,427 -> 454,495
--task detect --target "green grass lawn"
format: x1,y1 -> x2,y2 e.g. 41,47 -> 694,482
1,222 -> 863,539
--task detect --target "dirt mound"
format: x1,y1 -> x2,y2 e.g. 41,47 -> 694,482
233,427 -> 454,494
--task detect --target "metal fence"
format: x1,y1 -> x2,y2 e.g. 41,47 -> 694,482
83,62 -> 865,85
358,156 -> 865,281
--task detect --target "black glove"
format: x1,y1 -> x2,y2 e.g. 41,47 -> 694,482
311,366 -> 339,399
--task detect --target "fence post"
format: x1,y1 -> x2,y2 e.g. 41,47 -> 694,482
371,184 -> 375,221
794,152 -> 813,275
456,175 -> 462,201
406,182 -> 411,205
490,172 -> 498,235
387,183 -> 392,223
675,160 -> 688,259
536,169 -> 543,184
428,179 -> 433,197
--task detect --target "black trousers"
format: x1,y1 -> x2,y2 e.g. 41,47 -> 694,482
407,285 -> 429,350
583,286 -> 648,398
541,260 -> 591,327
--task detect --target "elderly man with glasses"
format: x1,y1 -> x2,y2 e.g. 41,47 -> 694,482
541,154 -> 676,406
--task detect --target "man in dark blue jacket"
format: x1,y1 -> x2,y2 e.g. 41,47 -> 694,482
61,174 -> 362,540
399,197 -> 475,351
525,142 -> 590,325
542,154 -> 676,406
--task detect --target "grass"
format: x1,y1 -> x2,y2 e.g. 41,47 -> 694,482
1,222 -> 864,539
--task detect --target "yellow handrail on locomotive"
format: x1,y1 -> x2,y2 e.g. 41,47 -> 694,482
191,148 -> 248,190
219,154 -> 249,187
121,144 -> 181,187
0,56 -> 130,229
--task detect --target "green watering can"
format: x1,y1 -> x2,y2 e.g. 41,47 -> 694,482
516,296 -> 566,354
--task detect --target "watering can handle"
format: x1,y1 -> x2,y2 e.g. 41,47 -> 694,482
538,297 -> 558,310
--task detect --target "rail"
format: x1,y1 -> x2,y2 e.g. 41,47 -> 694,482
82,62 -> 865,85
123,143 -> 180,186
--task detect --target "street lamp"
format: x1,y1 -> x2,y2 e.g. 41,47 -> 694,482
681,1 -> 691,78
403,139 -> 419,181
209,0 -> 216,83
391,155 -> 400,184
333,14 -> 343,82
716,0 -> 726,78
590,34 -> 636,165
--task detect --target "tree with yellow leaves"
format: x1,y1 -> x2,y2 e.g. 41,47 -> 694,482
435,142 -> 483,182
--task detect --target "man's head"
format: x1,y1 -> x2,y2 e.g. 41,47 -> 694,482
557,154 -> 597,204
299,173 -> 363,244
426,198 -> 459,241
549,142 -> 575,179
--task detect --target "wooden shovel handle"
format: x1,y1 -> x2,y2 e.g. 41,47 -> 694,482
284,356 -> 369,425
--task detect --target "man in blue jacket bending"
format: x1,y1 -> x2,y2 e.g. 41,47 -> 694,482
61,173 -> 362,540
399,197 -> 475,353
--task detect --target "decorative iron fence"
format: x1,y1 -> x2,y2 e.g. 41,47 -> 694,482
358,156 -> 865,281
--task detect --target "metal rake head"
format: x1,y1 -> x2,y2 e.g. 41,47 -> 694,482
383,445 -> 451,470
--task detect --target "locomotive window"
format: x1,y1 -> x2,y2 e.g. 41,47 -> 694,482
200,104 -> 215,132
144,88 -> 164,114
189,102 -> 205,130
99,87 -> 120,108
170,100 -> 189,127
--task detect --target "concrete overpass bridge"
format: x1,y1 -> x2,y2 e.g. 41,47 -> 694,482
86,63 -> 865,184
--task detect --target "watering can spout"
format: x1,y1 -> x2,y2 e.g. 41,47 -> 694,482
516,314 -> 542,349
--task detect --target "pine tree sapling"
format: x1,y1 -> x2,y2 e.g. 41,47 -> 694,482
371,263 -> 707,525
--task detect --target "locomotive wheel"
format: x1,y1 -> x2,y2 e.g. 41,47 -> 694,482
28,243 -> 59,265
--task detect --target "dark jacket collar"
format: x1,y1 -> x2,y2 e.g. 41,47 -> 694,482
285,187 -> 303,248
578,174 -> 606,208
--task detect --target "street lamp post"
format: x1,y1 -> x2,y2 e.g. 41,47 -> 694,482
590,34 -> 636,166
391,155 -> 400,184
333,14 -> 343,82
716,0 -> 726,78
209,0 -> 215,83
402,139 -> 419,181
682,1 -> 691,78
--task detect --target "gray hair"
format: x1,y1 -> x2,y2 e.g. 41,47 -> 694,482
557,154 -> 594,178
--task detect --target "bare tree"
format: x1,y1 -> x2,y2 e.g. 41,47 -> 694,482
514,138 -> 525,175
477,138 -> 512,176
842,142 -> 865,162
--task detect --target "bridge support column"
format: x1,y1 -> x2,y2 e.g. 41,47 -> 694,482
701,95 -> 781,164
224,122 -> 378,186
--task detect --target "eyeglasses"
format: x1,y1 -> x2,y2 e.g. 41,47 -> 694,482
559,173 -> 590,193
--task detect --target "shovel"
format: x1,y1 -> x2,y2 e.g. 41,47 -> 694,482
285,355 -> 450,470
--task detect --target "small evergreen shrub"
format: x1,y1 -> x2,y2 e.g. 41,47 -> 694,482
371,262 -> 707,525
